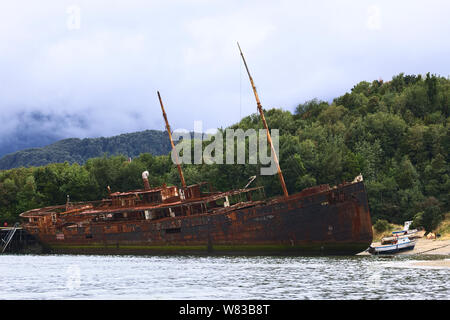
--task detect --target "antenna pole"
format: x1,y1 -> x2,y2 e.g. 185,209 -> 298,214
237,42 -> 289,198
157,91 -> 187,189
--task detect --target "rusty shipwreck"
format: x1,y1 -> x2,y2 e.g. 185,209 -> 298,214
18,44 -> 373,255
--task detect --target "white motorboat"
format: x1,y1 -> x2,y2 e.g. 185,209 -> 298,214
369,237 -> 417,255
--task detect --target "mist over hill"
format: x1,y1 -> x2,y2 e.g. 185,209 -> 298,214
0,130 -> 172,170
0,73 -> 448,229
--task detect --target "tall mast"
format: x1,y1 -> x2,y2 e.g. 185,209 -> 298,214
157,91 -> 187,189
237,42 -> 289,198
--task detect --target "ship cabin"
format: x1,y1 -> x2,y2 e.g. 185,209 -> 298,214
107,182 -> 219,208
19,180 -> 266,229
135,184 -> 266,221
99,181 -> 265,222
109,184 -> 180,208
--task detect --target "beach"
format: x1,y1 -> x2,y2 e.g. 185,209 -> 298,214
358,235 -> 450,267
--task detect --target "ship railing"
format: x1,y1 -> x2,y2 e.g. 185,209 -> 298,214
1,222 -> 20,253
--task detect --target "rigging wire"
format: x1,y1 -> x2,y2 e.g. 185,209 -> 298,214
239,52 -> 242,121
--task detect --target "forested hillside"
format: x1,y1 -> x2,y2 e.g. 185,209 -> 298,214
0,130 -> 172,170
0,73 -> 448,230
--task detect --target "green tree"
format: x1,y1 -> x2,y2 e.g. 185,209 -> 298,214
414,197 -> 444,234
374,219 -> 390,233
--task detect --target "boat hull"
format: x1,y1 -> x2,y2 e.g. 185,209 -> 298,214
25,181 -> 373,255
368,241 -> 416,255
44,242 -> 371,256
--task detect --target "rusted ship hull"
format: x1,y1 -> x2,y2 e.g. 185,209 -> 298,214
25,181 -> 372,255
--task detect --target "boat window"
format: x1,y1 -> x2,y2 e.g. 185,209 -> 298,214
165,227 -> 181,234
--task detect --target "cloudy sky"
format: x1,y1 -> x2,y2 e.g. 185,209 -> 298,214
0,0 -> 449,147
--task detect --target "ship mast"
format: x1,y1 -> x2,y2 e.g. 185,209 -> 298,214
237,42 -> 289,198
157,91 -> 187,189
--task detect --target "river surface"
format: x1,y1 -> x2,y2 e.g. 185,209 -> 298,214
0,254 -> 448,300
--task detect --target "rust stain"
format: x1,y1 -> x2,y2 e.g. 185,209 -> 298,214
19,176 -> 373,255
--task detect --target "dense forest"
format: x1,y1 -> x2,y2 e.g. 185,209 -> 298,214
0,130 -> 172,170
0,73 -> 448,231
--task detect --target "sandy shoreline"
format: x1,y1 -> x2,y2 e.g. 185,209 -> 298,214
358,237 -> 450,267
358,237 -> 450,256
411,259 -> 450,268
406,238 -> 450,255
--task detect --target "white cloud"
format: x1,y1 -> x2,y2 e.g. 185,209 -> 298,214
184,11 -> 276,66
0,0 -> 449,150
367,5 -> 382,30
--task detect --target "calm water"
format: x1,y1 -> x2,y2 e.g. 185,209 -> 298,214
0,254 -> 448,300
